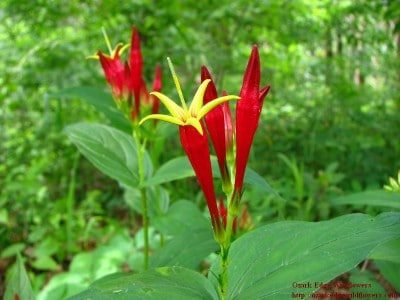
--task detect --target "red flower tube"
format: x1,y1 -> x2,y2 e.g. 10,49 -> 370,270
201,66 -> 230,184
179,124 -> 222,233
233,45 -> 270,204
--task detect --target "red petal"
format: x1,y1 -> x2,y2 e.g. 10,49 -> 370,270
179,125 -> 221,232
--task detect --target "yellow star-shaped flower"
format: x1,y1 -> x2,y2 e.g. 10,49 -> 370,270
139,58 -> 239,135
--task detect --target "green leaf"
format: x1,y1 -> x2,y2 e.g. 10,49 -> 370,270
151,201 -> 218,269
1,243 -> 26,259
151,228 -> 217,269
144,156 -> 194,186
152,200 -> 209,236
31,255 -> 59,271
329,190 -> 400,209
369,238 -> 400,263
223,212 -> 400,299
65,123 -> 152,188
4,254 -> 34,300
144,156 -> 279,196
57,86 -> 131,132
69,267 -> 219,300
374,260 -> 400,291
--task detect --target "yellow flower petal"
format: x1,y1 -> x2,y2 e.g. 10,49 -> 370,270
189,79 -> 210,117
185,118 -> 203,135
150,92 -> 186,119
139,114 -> 184,126
198,95 -> 240,119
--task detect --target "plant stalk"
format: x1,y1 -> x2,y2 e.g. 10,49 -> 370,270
219,208 -> 235,299
133,129 -> 150,270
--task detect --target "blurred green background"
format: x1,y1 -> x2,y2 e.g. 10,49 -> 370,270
1,0 -> 399,298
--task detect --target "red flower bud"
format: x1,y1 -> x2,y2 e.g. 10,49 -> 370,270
201,66 -> 230,184
233,45 -> 270,203
129,27 -> 145,118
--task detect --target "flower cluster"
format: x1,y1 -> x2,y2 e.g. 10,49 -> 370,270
94,27 -> 162,121
141,46 -> 270,238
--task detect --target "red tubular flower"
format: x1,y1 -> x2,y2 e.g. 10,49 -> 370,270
129,27 -> 145,118
180,125 -> 222,233
151,65 -> 162,114
233,45 -> 270,204
201,66 -> 230,184
140,59 -> 239,236
98,47 -> 127,99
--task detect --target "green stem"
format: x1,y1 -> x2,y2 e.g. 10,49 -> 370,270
219,208 -> 235,299
66,153 -> 79,257
140,187 -> 149,270
133,129 -> 150,271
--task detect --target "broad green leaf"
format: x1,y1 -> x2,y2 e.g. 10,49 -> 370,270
143,156 -> 194,186
329,190 -> 400,209
4,254 -> 34,300
150,227 -> 217,269
144,156 -> 278,196
57,86 -> 131,132
223,212 -> 400,300
374,260 -> 400,291
151,201 -> 218,269
65,123 -> 152,188
369,238 -> 400,263
69,267 -> 219,300
152,200 -> 210,236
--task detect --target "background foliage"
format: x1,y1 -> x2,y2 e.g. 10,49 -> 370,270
1,0 -> 399,298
